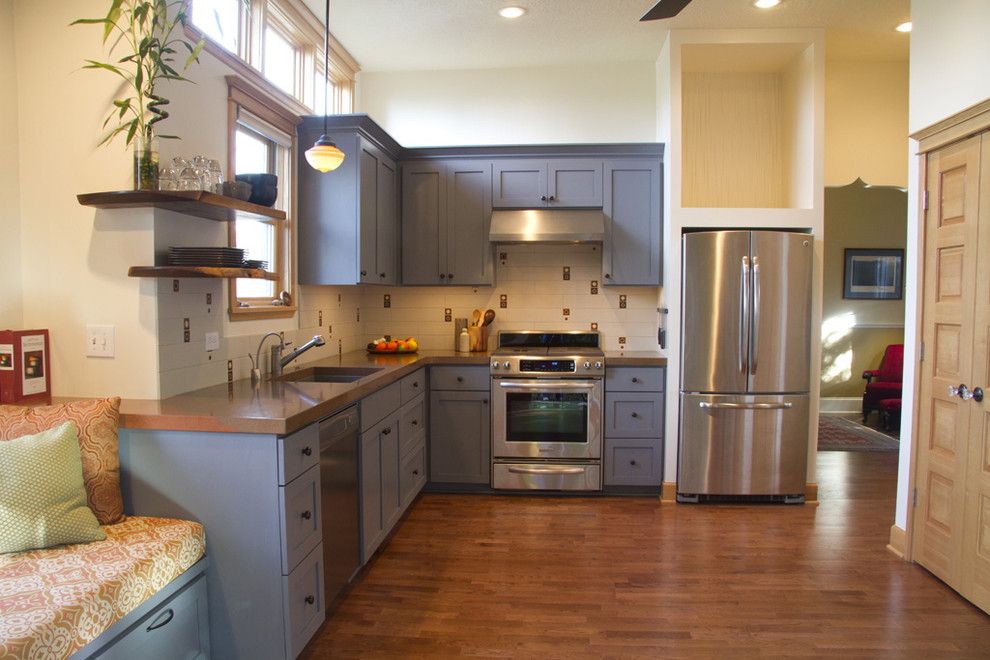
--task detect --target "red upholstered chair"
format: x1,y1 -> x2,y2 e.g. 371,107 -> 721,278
862,344 -> 904,422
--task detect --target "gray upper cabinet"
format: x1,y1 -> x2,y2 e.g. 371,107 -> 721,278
602,159 -> 662,286
298,119 -> 399,286
492,159 -> 602,208
401,160 -> 493,286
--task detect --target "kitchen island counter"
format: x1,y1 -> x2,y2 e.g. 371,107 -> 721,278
118,350 -> 489,435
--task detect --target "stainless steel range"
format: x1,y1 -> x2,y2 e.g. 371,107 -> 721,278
490,331 -> 604,491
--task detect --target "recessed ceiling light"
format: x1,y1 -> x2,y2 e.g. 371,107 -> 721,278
753,0 -> 781,8
498,6 -> 527,19
895,21 -> 912,33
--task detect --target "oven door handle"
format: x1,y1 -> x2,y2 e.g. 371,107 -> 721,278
507,465 -> 587,475
497,380 -> 597,391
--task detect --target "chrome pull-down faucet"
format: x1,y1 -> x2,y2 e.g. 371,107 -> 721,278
251,333 -> 326,384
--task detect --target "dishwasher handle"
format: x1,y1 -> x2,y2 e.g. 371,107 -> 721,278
319,405 -> 360,447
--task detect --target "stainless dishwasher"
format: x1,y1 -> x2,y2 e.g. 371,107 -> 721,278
319,405 -> 360,609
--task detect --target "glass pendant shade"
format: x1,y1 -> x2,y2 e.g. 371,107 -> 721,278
305,134 -> 345,172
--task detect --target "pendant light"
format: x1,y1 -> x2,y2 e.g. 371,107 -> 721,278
305,0 -> 345,172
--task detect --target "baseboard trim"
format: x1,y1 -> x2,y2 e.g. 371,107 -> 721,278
887,524 -> 907,558
661,481 -> 677,503
805,482 -> 818,504
820,397 -> 861,414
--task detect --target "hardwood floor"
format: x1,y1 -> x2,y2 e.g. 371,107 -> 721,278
302,452 -> 990,658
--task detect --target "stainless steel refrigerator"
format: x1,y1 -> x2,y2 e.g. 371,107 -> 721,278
678,230 -> 812,502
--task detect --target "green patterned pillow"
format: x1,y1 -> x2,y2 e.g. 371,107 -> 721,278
0,422 -> 106,553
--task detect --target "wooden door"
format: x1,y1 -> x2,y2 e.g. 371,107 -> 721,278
602,160 -> 662,285
492,159 -> 546,208
376,155 -> 398,285
547,159 -> 603,207
445,160 -> 493,286
429,390 -> 491,484
401,161 -> 445,285
962,133 -> 990,612
913,135 -> 983,595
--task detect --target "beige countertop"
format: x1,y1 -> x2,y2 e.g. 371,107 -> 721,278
118,349 -> 667,436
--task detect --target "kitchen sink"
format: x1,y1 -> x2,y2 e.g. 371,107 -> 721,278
281,366 -> 384,383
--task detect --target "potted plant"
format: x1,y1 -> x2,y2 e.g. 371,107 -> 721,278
74,0 -> 204,190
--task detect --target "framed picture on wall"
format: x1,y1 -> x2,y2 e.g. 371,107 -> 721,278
843,248 -> 904,299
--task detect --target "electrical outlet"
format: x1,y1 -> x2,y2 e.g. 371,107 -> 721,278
205,331 -> 220,352
85,325 -> 115,358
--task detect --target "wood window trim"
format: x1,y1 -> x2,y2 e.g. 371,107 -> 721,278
226,75 -> 302,321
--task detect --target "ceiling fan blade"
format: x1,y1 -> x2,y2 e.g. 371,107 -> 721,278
640,0 -> 693,21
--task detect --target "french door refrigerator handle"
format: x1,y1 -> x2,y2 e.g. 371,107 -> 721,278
699,401 -> 793,410
751,256 -> 761,374
740,256 -> 750,374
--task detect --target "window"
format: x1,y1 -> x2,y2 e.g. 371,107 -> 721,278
189,0 -> 357,115
227,76 -> 300,320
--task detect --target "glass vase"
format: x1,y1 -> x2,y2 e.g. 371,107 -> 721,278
133,133 -> 160,191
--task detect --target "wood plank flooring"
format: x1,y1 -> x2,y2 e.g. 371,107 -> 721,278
301,452 -> 990,658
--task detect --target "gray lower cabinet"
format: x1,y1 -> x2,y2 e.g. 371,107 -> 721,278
429,367 -> 491,484
602,159 -> 662,286
119,424 -> 326,659
603,366 -> 665,489
492,159 -> 603,208
401,159 -> 492,285
298,120 -> 399,285
359,371 -> 428,563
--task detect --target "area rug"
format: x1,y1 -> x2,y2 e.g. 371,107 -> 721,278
818,415 -> 900,452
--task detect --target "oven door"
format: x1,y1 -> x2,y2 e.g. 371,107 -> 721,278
492,378 -> 602,459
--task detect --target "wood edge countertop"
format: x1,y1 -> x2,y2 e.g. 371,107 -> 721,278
113,349 -> 667,436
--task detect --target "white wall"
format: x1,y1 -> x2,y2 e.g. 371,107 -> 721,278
825,60 -> 909,187
895,0 -> 990,531
0,0 -> 23,330
356,62 -> 658,146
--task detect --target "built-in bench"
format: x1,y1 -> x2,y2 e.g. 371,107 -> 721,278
0,516 -> 209,659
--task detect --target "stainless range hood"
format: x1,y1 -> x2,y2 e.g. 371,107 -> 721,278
489,209 -> 605,243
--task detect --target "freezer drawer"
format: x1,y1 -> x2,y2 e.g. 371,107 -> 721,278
677,393 -> 808,498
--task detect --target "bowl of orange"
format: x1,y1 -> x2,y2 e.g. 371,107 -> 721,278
366,336 -> 418,354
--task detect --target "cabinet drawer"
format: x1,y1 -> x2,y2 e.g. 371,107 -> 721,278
430,366 -> 489,391
399,438 -> 427,510
361,381 -> 401,431
605,394 -> 663,438
278,423 -> 319,485
96,572 -> 210,660
400,368 -> 427,403
605,367 -> 664,393
604,438 -> 661,486
279,464 -> 322,575
282,543 -> 326,660
400,395 -> 426,454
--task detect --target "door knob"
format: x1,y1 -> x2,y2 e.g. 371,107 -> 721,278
949,383 -> 984,402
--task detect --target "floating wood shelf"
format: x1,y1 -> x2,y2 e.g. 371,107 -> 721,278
128,266 -> 278,280
77,190 -> 286,222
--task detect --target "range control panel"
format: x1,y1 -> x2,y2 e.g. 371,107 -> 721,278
491,355 -> 604,376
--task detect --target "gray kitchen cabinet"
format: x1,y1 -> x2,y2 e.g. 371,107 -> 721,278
492,159 -> 603,208
118,423 -> 327,659
298,119 -> 399,285
429,366 -> 491,484
603,366 -> 665,489
602,159 -> 662,286
359,375 -> 427,564
401,160 -> 492,285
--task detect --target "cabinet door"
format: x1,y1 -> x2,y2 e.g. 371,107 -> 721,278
429,390 -> 491,484
548,159 -> 603,207
376,155 -> 398,285
358,141 -> 381,284
401,161 -> 445,285
359,430 -> 382,561
380,413 -> 401,531
602,159 -> 662,285
492,159 -> 547,208
446,160 -> 493,285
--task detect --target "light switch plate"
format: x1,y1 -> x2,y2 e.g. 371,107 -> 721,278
86,325 -> 115,358
205,331 -> 220,352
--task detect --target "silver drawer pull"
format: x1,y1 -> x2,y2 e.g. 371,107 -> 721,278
146,608 -> 174,631
699,402 -> 793,410
507,466 -> 586,475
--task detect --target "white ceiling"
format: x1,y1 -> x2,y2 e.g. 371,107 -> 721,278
306,0 -> 910,72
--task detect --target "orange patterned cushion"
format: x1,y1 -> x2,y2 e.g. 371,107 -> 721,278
0,398 -> 124,525
0,516 -> 205,659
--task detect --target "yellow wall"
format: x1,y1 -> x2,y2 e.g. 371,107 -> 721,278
0,0 -> 22,329
821,180 -> 906,398
825,60 -> 909,187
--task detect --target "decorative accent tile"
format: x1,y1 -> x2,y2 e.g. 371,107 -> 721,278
563,266 -> 570,280
444,308 -> 452,322
591,280 -> 599,295
619,294 -> 627,309
384,294 -> 391,308
591,322 -> 598,330
500,294 -> 508,309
